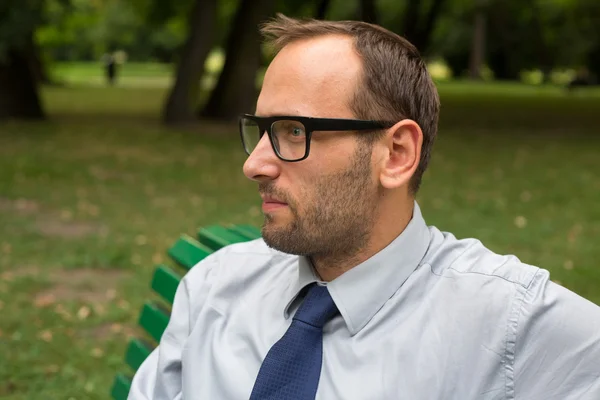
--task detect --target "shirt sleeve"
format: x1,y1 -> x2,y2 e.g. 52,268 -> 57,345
128,252 -> 219,400
511,269 -> 600,399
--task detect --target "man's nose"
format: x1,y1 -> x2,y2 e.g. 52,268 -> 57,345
243,133 -> 281,182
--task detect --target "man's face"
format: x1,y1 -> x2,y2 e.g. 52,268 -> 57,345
243,35 -> 382,260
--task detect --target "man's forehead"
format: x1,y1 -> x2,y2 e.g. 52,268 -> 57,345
257,35 -> 361,118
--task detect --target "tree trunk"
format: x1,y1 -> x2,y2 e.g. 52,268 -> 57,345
488,47 -> 518,80
486,1 -> 519,81
0,42 -> 45,120
200,0 -> 273,121
530,3 -> 552,84
446,50 -> 470,78
360,0 -> 378,24
402,0 -> 420,45
162,0 -> 217,125
469,8 -> 486,80
402,0 -> 446,55
588,43 -> 600,80
28,39 -> 52,85
316,0 -> 332,20
418,0 -> 446,51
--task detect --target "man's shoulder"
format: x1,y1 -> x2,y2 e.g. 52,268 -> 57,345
423,226 -> 540,290
184,238 -> 297,288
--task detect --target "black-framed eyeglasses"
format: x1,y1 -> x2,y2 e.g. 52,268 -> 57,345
239,114 -> 396,162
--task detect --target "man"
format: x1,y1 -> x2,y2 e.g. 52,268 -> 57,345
129,15 -> 600,400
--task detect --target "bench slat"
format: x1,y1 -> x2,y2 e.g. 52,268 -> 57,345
151,265 -> 181,305
198,225 -> 253,250
139,302 -> 170,343
167,234 -> 213,270
111,224 -> 260,399
111,374 -> 132,400
228,224 -> 262,240
125,338 -> 154,371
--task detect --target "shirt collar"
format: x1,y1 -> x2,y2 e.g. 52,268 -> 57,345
283,201 -> 431,336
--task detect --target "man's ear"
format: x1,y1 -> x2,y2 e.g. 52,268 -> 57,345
378,119 -> 422,190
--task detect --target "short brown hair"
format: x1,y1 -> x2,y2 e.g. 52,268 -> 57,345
260,14 -> 440,194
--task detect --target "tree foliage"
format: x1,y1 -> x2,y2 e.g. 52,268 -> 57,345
1,0 -> 599,121
0,0 -> 46,61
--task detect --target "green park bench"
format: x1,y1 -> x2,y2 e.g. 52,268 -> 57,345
110,224 -> 262,400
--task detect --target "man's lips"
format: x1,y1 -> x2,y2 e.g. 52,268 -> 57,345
260,195 -> 288,212
260,194 -> 287,204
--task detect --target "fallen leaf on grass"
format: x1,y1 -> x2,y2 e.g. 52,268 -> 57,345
77,306 -> 91,320
568,224 -> 583,244
519,191 -> 532,202
60,209 -> 73,221
564,260 -> 574,270
54,304 -> 73,321
45,365 -> 60,375
85,381 -> 95,392
34,293 -> 56,308
38,330 -> 53,342
152,252 -> 163,264
91,348 -> 104,358
118,299 -> 130,310
1,272 -> 14,282
514,216 -> 527,228
106,288 -> 117,300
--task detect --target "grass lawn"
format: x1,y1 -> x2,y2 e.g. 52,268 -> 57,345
0,76 -> 599,399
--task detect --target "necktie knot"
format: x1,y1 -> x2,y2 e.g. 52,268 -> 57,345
293,284 -> 338,328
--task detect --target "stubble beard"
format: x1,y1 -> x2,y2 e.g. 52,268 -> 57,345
260,145 -> 380,265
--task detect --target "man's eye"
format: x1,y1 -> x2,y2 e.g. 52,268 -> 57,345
291,127 -> 304,137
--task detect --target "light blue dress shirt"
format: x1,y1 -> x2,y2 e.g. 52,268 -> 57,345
129,203 -> 600,399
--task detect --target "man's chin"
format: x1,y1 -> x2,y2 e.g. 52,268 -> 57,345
261,221 -> 298,253
261,216 -> 286,236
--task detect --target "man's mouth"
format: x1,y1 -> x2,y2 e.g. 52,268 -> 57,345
260,195 -> 288,212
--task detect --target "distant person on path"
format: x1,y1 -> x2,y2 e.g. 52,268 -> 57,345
102,53 -> 118,86
129,15 -> 600,400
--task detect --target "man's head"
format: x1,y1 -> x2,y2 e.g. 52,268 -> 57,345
242,15 -> 439,263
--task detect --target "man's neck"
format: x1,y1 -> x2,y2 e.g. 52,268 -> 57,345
311,199 -> 415,282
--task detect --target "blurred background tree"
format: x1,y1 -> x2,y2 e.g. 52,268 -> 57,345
2,0 -> 598,122
0,0 -> 47,119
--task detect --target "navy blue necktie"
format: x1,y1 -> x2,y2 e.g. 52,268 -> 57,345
249,283 -> 339,400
